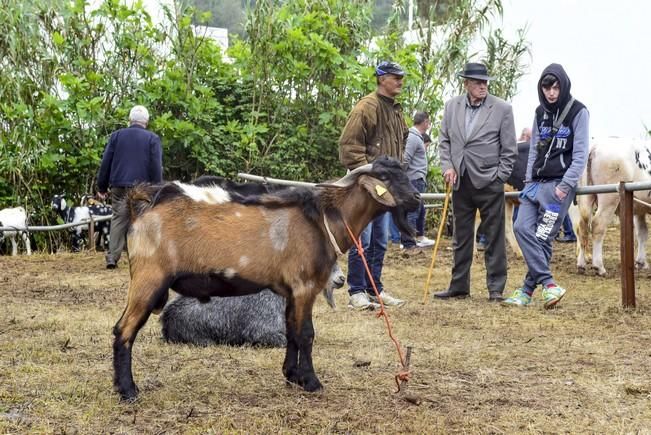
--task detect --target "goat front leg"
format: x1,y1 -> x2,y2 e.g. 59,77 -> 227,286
283,290 -> 322,392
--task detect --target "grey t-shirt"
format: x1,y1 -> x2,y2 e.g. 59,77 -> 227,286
404,127 -> 428,180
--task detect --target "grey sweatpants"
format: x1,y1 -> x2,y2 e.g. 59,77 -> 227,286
513,181 -> 575,292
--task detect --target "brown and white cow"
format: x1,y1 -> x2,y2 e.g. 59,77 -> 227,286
575,138 -> 651,276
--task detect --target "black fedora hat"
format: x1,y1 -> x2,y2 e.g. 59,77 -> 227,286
457,62 -> 493,81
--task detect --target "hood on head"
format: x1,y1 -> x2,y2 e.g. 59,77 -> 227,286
537,63 -> 572,113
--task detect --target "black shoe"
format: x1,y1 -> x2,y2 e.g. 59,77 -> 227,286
555,235 -> 577,243
433,289 -> 469,299
488,291 -> 504,302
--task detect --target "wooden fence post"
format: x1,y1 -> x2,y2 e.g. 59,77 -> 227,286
618,181 -> 635,308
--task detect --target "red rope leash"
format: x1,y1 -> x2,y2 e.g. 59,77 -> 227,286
344,221 -> 411,393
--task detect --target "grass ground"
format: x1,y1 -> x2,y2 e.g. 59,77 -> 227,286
1,227 -> 651,434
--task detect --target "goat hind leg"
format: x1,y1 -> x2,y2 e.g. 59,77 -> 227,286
505,202 -> 522,257
22,232 -> 31,255
634,214 -> 649,269
591,199 -> 617,276
113,273 -> 168,401
282,298 -> 299,384
576,193 -> 594,273
10,236 -> 17,256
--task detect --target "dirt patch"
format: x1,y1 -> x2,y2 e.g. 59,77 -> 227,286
1,227 -> 651,433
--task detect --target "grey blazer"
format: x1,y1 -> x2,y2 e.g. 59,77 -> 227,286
439,94 -> 517,190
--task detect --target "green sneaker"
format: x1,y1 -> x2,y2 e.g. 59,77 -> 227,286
502,288 -> 532,307
542,285 -> 566,309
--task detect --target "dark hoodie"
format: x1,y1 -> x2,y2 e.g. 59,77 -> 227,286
530,63 -> 587,183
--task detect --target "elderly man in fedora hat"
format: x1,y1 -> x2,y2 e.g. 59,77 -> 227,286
434,62 -> 517,302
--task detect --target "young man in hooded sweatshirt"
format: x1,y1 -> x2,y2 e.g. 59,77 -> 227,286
503,64 -> 589,308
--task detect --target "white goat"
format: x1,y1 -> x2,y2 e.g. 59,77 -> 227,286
0,207 -> 31,256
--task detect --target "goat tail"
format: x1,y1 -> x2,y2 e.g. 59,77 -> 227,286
126,185 -> 156,222
586,146 -> 595,188
576,147 -> 596,256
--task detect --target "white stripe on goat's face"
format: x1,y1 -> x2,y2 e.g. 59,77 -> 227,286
263,209 -> 289,251
129,212 -> 162,258
174,181 -> 231,204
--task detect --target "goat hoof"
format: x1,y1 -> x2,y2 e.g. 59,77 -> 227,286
118,389 -> 139,403
284,370 -> 301,388
577,266 -> 586,275
303,377 -> 323,392
116,384 -> 139,403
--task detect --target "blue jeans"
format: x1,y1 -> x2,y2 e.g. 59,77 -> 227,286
389,218 -> 401,243
561,215 -> 576,239
400,178 -> 426,249
347,212 -> 390,295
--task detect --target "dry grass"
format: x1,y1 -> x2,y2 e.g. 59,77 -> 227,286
2,227 -> 651,434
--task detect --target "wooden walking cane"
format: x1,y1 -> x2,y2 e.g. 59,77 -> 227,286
421,182 -> 452,304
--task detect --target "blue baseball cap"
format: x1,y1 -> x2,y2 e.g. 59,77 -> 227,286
375,61 -> 405,77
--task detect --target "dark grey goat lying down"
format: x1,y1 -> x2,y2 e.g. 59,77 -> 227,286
161,264 -> 345,347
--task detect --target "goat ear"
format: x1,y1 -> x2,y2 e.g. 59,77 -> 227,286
358,175 -> 396,207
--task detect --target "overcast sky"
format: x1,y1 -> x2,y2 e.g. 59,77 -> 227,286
499,0 -> 651,139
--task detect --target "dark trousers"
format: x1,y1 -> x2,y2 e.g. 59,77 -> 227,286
106,187 -> 129,263
400,177 -> 427,249
448,173 -> 507,295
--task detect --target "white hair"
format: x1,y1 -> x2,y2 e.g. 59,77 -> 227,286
129,105 -> 150,125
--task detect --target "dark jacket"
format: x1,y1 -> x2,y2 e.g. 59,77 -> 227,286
339,91 -> 409,170
97,124 -> 163,192
507,140 -> 530,191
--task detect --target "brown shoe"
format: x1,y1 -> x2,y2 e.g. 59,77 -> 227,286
401,247 -> 424,258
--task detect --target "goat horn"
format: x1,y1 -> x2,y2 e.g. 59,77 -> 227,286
317,163 -> 373,188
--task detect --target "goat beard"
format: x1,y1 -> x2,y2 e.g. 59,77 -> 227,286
391,207 -> 416,238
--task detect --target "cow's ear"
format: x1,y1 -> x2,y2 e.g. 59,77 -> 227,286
358,175 -> 396,207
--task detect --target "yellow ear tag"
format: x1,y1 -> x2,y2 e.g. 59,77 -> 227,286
375,185 -> 387,196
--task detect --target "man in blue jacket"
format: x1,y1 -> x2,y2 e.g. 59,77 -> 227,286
97,105 -> 163,269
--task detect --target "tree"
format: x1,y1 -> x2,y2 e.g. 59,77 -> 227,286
0,0 -> 529,251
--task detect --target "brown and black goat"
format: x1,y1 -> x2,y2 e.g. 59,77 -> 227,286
112,156 -> 420,401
